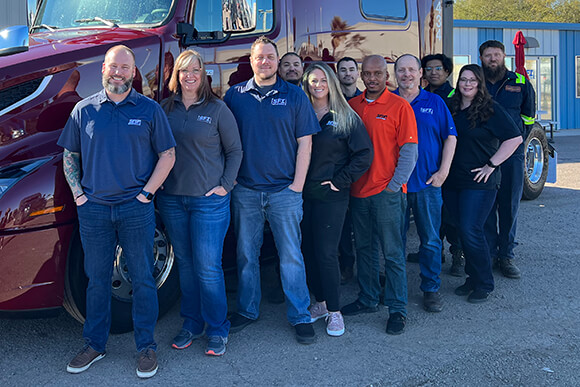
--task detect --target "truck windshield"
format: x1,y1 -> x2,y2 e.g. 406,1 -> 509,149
32,0 -> 175,30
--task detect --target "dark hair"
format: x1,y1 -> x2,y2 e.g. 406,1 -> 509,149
394,54 -> 421,71
250,35 -> 279,57
337,56 -> 357,70
479,40 -> 505,56
280,52 -> 302,63
449,64 -> 494,128
420,53 -> 452,75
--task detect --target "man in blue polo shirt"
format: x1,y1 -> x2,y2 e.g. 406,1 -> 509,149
224,36 -> 320,344
58,45 -> 176,378
394,54 -> 457,313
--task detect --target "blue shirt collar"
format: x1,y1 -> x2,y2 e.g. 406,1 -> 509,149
97,88 -> 139,105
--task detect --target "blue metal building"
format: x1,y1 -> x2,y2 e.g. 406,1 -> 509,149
454,19 -> 580,130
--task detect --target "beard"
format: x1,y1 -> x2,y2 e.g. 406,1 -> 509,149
102,74 -> 133,95
483,62 -> 507,82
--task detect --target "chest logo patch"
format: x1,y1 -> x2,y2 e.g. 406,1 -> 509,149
197,115 -> 212,124
505,85 -> 521,93
271,98 -> 287,106
327,120 -> 338,127
376,114 -> 387,120
128,119 -> 142,126
420,108 -> 434,114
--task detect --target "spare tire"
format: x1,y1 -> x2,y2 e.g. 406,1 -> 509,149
522,123 -> 549,200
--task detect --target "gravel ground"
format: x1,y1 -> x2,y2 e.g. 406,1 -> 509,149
1,132 -> 579,386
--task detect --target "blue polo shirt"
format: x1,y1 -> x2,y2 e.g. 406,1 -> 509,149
394,88 -> 457,193
58,89 -> 176,204
224,77 -> 320,192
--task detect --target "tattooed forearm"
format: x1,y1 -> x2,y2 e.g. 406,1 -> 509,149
63,149 -> 84,198
159,147 -> 175,158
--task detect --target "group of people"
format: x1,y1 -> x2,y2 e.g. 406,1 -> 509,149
58,36 -> 534,378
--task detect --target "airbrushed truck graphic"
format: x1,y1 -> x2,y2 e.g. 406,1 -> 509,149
0,0 -> 549,332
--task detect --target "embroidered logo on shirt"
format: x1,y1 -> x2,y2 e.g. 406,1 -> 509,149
271,98 -> 287,106
128,119 -> 142,126
376,114 -> 388,120
327,120 -> 338,127
197,115 -> 212,124
505,85 -> 521,93
420,108 -> 434,114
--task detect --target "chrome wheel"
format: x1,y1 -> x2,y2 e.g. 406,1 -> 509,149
525,137 -> 544,185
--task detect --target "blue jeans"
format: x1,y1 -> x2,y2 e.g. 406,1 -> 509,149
405,186 -> 443,292
76,199 -> 158,353
443,188 -> 497,292
484,150 -> 524,260
156,193 -> 231,338
350,189 -> 407,316
231,184 -> 311,325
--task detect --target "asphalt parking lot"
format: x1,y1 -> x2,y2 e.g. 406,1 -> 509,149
1,131 -> 579,386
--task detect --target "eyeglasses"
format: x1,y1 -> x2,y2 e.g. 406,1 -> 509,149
424,66 -> 444,72
458,77 -> 478,85
180,68 -> 202,76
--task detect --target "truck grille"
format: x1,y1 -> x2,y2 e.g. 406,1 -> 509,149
0,78 -> 44,111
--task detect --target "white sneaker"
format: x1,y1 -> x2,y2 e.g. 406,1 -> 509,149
326,311 -> 345,337
309,301 -> 329,322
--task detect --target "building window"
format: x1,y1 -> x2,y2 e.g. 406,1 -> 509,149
452,55 -> 470,87
361,0 -> 407,21
576,56 -> 580,98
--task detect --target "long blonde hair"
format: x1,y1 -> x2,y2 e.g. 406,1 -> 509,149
302,62 -> 362,136
164,50 -> 215,111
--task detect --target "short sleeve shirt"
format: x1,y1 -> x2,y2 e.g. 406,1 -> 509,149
349,88 -> 418,198
394,88 -> 457,192
57,89 -> 176,204
224,77 -> 320,192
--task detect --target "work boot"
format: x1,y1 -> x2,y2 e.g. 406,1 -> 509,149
499,258 -> 521,279
423,292 -> 443,313
449,250 -> 465,277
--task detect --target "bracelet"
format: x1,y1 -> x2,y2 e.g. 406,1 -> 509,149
487,159 -> 499,168
74,193 -> 85,200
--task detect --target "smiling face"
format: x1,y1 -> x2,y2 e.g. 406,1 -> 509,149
279,54 -> 303,84
458,69 -> 479,102
178,58 -> 202,97
250,42 -> 279,85
307,68 -> 329,102
395,55 -> 422,91
102,47 -> 135,96
337,59 -> 359,87
361,56 -> 387,100
423,59 -> 449,88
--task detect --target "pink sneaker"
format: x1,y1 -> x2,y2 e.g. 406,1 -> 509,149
326,311 -> 345,337
309,301 -> 329,322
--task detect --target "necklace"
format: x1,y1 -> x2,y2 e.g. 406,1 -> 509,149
314,106 -> 329,115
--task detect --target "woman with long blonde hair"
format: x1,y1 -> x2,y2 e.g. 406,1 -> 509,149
158,50 -> 242,355
301,62 -> 373,336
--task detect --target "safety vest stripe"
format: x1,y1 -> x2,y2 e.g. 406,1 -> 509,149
521,114 -> 535,124
516,73 -> 526,84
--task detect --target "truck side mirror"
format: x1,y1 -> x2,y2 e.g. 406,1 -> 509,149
0,25 -> 29,57
222,0 -> 257,33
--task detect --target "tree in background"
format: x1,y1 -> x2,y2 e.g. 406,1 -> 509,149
454,0 -> 580,23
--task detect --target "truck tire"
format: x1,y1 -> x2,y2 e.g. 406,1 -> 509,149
63,210 -> 180,334
522,123 -> 549,200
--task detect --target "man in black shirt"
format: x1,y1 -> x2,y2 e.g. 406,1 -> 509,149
421,54 -> 454,101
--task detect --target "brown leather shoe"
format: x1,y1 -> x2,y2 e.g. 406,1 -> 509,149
67,345 -> 105,374
136,348 -> 158,378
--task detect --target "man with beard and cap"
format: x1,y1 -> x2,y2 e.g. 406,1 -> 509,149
224,36 -> 320,344
393,54 -> 457,313
58,45 -> 176,378
342,55 -> 418,335
278,52 -> 304,85
479,40 -> 535,280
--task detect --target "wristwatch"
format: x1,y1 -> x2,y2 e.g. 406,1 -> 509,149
487,159 -> 499,168
141,190 -> 154,200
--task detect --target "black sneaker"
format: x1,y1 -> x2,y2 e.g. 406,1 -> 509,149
67,345 -> 105,374
205,336 -> 228,356
467,290 -> 490,303
136,348 -> 158,379
406,252 -> 419,263
341,299 -> 379,316
499,258 -> 521,279
172,328 -> 204,350
386,312 -> 406,335
423,292 -> 443,313
229,313 -> 255,333
454,282 -> 473,296
294,323 -> 316,344
449,250 -> 465,277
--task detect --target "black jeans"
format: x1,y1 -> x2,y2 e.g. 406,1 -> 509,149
302,192 -> 349,312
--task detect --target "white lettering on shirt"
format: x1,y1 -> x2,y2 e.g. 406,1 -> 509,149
420,108 -> 434,114
327,121 -> 338,127
271,98 -> 287,106
197,115 -> 212,124
128,119 -> 142,126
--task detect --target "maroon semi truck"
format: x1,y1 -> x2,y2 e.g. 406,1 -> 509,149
0,0 -> 452,332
